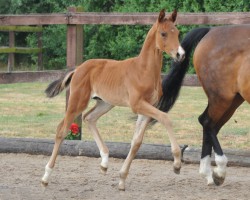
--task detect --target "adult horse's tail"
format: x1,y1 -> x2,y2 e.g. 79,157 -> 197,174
158,27 -> 211,112
45,67 -> 75,98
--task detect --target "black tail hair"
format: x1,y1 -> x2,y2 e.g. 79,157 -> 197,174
45,67 -> 75,98
158,27 -> 211,112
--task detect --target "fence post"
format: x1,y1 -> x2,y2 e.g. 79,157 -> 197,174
66,6 -> 83,140
37,26 -> 43,70
8,31 -> 15,72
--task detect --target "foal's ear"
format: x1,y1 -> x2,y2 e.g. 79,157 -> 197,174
158,9 -> 166,23
169,10 -> 177,23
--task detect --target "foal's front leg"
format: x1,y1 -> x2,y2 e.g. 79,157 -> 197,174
136,101 -> 182,173
119,115 -> 150,191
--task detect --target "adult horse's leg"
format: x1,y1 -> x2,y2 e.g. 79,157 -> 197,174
41,89 -> 91,186
198,94 -> 244,185
198,106 -> 213,185
119,114 -> 151,190
83,100 -> 114,174
199,103 -> 228,185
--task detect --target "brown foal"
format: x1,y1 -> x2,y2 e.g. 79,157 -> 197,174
41,9 -> 185,191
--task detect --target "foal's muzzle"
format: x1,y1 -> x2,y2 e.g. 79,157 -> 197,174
175,46 -> 185,62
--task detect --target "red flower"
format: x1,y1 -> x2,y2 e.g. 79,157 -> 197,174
70,123 -> 79,135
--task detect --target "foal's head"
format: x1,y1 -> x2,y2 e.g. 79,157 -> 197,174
155,10 -> 185,62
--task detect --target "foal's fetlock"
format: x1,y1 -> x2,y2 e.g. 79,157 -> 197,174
172,149 -> 181,174
118,178 -> 126,191
41,164 -> 53,186
118,171 -> 128,191
100,151 -> 109,175
173,161 -> 181,174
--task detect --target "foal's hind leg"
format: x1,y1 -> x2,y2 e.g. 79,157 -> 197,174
199,94 -> 243,185
41,90 -> 91,186
83,100 -> 114,174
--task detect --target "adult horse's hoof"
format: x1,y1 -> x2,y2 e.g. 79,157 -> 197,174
100,165 -> 108,175
173,166 -> 181,174
212,171 -> 225,186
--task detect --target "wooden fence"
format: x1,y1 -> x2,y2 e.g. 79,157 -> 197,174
0,25 -> 43,71
1,11 -> 250,25
0,9 -> 250,82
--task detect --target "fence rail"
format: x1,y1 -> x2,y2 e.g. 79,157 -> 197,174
0,12 -> 250,25
0,25 -> 42,32
0,70 -> 64,84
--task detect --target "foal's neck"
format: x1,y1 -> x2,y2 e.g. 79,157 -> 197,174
138,24 -> 163,73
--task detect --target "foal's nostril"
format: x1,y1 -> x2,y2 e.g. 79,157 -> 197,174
176,51 -> 185,62
177,52 -> 181,59
176,52 -> 183,61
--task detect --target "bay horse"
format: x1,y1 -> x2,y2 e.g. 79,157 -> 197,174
41,10 -> 185,191
158,25 -> 250,186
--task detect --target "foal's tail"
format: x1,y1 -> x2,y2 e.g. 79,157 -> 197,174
45,67 -> 75,98
158,27 -> 211,112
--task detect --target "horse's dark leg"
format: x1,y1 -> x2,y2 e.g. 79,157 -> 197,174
199,94 -> 244,186
198,105 -> 214,185
212,94 -> 244,185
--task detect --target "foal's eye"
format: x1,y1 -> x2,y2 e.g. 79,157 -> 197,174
161,32 -> 167,37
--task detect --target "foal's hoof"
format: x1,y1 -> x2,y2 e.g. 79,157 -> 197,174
100,166 -> 108,175
41,180 -> 48,187
212,171 -> 225,186
118,182 -> 125,191
173,166 -> 181,174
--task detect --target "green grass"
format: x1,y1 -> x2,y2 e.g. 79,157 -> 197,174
0,82 -> 249,150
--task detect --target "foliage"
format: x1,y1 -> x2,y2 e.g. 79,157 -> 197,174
65,123 -> 81,140
0,0 -> 249,72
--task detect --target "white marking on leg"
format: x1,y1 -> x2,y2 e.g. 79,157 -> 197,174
214,153 -> 228,177
100,150 -> 109,168
41,164 -> 53,184
199,155 -> 213,185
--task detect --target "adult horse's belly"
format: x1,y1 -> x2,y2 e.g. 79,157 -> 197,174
193,25 -> 250,100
